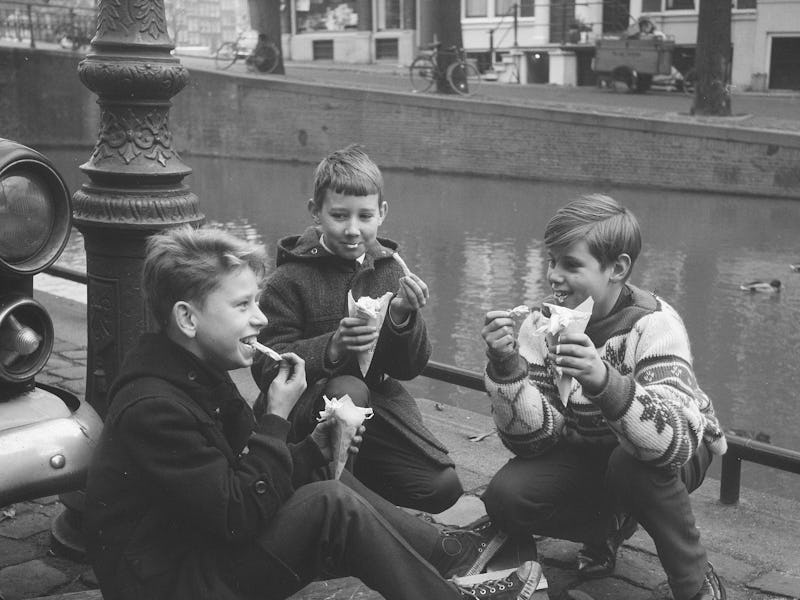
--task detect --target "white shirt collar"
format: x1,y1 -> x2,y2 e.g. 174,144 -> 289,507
320,234 -> 365,264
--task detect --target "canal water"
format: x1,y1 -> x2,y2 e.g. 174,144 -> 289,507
47,149 -> 800,501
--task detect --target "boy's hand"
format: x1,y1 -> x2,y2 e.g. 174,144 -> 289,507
329,317 -> 379,363
265,353 -> 307,419
310,421 -> 366,462
481,310 -> 517,359
547,333 -> 608,396
389,274 -> 429,323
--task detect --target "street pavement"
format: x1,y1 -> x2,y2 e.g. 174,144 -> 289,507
1,56 -> 799,599
0,275 -> 798,599
178,53 -> 800,135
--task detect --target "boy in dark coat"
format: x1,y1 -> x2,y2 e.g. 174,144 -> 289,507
84,226 -> 541,600
252,145 -> 463,513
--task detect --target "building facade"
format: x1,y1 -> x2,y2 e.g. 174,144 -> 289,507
164,0 -> 798,91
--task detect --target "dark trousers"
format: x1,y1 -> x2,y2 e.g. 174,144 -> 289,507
290,375 -> 463,514
482,442 -> 712,600
231,471 -> 460,600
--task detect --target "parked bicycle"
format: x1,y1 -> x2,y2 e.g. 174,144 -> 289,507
215,32 -> 280,74
409,42 -> 481,96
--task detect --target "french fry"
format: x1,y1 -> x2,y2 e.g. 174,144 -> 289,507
392,252 -> 412,277
249,340 -> 282,362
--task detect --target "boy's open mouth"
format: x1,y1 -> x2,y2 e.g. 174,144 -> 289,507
552,290 -> 569,304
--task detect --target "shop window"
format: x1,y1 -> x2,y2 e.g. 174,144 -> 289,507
466,0 -> 487,18
496,0 -> 534,17
376,37 -> 399,59
313,39 -> 334,59
666,0 -> 694,9
296,1 -> 358,33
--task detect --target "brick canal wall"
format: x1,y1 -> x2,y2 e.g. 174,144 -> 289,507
3,47 -> 799,199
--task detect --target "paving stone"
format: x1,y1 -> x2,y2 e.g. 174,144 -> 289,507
747,571 -> 800,599
0,536 -> 45,568
0,559 -> 70,599
537,537 -> 583,567
429,493 -> 486,527
286,577 -> 380,599
613,547 -> 666,590
571,576 -> 652,600
0,511 -> 53,540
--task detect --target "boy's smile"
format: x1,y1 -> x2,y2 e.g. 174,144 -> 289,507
547,240 -> 628,321
310,191 -> 387,261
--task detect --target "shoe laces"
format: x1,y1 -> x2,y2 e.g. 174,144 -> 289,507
703,562 -> 727,600
459,571 -> 516,598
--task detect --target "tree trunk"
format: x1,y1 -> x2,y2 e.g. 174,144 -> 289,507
422,0 -> 464,94
692,0 -> 731,116
248,0 -> 285,75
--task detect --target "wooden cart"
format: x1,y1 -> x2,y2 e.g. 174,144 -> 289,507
593,38 -> 675,92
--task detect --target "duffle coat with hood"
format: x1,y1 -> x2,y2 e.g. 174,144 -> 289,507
252,226 -> 453,468
84,333 -> 329,600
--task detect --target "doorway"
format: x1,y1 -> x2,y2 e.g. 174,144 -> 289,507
769,37 -> 800,90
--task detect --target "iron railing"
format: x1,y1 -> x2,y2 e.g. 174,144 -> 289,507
0,0 -> 96,50
42,265 -> 800,505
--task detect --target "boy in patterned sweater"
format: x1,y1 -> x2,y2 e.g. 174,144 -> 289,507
480,195 -> 728,600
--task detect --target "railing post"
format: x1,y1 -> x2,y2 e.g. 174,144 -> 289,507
719,452 -> 742,505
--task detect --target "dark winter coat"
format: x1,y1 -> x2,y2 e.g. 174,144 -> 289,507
84,333 -> 327,600
253,226 -> 452,467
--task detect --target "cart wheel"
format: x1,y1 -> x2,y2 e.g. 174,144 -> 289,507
634,73 -> 652,93
611,66 -> 634,91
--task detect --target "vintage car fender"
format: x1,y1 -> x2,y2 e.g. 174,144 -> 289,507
0,384 -> 103,507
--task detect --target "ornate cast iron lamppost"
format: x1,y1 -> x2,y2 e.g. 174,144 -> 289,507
54,2 -> 203,556
72,0 -> 203,419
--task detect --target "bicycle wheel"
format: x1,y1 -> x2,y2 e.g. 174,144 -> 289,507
446,61 -> 481,96
215,42 -> 238,70
409,57 -> 437,93
254,42 -> 281,74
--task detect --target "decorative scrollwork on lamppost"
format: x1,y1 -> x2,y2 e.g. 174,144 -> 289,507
72,0 -> 204,421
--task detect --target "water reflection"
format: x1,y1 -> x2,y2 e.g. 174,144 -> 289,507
46,149 -> 800,499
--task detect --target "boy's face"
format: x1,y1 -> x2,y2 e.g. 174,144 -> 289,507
309,190 -> 387,261
547,240 -> 628,320
183,266 -> 267,371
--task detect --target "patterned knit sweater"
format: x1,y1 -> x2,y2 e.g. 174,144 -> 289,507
485,285 -> 727,469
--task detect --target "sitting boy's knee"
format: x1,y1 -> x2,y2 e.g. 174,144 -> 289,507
419,467 -> 463,514
325,376 -> 370,407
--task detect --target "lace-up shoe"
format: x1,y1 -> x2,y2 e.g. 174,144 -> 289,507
438,518 -> 510,579
690,562 -> 727,600
454,561 -> 544,600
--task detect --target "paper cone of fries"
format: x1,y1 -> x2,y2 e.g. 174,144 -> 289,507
317,394 -> 374,479
537,297 -> 594,406
347,291 -> 393,376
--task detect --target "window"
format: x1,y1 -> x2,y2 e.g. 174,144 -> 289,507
465,0 -> 487,18
641,0 -> 662,11
666,0 -> 694,9
496,0 -> 534,17
736,0 -> 756,8
296,1 -> 358,33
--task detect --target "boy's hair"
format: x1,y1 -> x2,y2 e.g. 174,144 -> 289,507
311,144 -> 384,209
544,194 -> 642,271
142,226 -> 268,331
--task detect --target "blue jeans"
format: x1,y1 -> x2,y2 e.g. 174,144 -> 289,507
483,442 -> 712,600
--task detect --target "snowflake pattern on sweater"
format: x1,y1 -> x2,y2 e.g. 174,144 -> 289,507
485,285 -> 727,469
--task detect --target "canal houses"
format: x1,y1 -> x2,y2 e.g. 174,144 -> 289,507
165,0 -> 800,92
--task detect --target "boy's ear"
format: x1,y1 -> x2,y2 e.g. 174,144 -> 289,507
307,198 -> 320,223
172,301 -> 198,338
610,253 -> 632,282
378,200 -> 388,224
